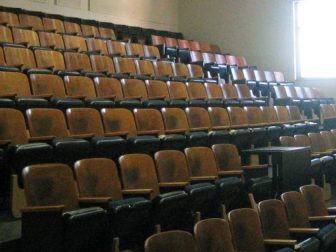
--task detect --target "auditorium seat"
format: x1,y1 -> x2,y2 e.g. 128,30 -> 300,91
151,34 -> 165,57
258,199 -> 320,252
161,107 -> 209,146
210,44 -> 221,54
29,72 -> 84,109
281,191 -> 336,252
204,82 -> 227,107
189,40 -> 201,51
212,144 -> 272,201
34,48 -> 66,71
143,45 -> 162,60
86,38 -> 108,55
113,57 -> 150,79
0,25 -> 13,44
274,71 -> 295,86
164,37 -> 178,60
272,85 -> 295,106
221,83 -> 253,107
167,81 -> 202,107
320,104 -> 336,130
152,60 -> 175,81
295,86 -> 321,117
187,63 -> 217,83
274,106 -> 303,135
3,44 -> 38,70
154,150 -> 218,218
228,208 -> 295,252
145,231 -> 198,252
235,83 -> 267,106
185,107 -> 230,144
101,108 -> 160,154
63,34 -> 87,52
26,108 -> 90,164
184,146 -> 244,211
285,85 -> 313,118
186,82 -> 220,106
254,70 -> 275,97
81,19 -> 100,38
194,218 -> 235,252
134,59 -> 156,79
63,51 -> 95,75
0,9 -> 20,27
42,14 -> 65,33
12,27 -> 40,48
89,54 -> 117,76
106,40 -> 127,56
207,107 -> 232,141
21,163 -> 111,252
125,42 -> 145,58
202,51 -> 228,80
145,80 -> 172,105
287,105 -> 318,133
63,16 -> 82,35
74,158 -> 152,249
0,68 -> 49,110
199,41 -> 212,52
119,153 -> 190,230
38,31 -> 65,50
121,78 -> 166,108
241,68 -> 258,95
0,108 -> 53,188
19,12 -> 44,31
66,107 -> 127,158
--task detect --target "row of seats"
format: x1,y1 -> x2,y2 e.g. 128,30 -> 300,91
320,104 -> 336,130
21,144 -> 273,251
0,5 -> 183,43
146,185 -> 336,252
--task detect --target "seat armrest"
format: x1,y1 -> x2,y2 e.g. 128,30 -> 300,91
71,133 -> 94,139
289,228 -> 319,234
218,170 -> 243,176
264,239 -> 297,246
29,135 -> 55,142
104,131 -> 128,137
309,215 -> 336,221
159,182 -> 189,188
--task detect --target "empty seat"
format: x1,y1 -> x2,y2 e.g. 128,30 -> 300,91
187,63 -> 217,83
63,17 -> 82,35
26,108 -> 90,165
176,38 -> 191,63
42,14 -> 65,33
273,85 -> 293,106
204,82 -> 228,107
145,79 -> 172,105
63,75 -> 114,108
22,163 -> 111,252
0,10 -> 20,27
101,108 -> 160,154
125,42 -> 145,58
63,34 -> 87,52
29,73 -> 84,109
184,147 -> 244,211
119,154 -> 190,230
207,107 -> 232,141
12,27 -> 40,48
167,81 -> 206,107
274,106 -> 302,135
3,44 -> 37,70
38,31 -> 65,50
320,104 -> 336,130
165,37 -> 178,60
74,158 -> 152,250
202,52 -> 228,81
221,83 -> 252,107
254,70 -> 273,97
186,82 -> 220,106
19,13 -> 43,31
133,108 -> 186,150
258,199 -> 320,252
151,34 -> 165,57
212,144 -> 272,201
228,208 -> 295,252
106,40 -> 127,56
285,85 -> 313,118
134,59 -> 156,79
81,19 -> 100,38
281,191 -> 336,251
162,107 -> 209,147
0,25 -> 13,44
113,57 -> 149,79
63,52 -> 95,75
194,218 -> 236,252
145,231 -> 198,252
152,61 -> 175,81
235,83 -> 267,106
98,22 -> 116,40
89,54 -> 116,76
34,48 -> 66,71
143,45 -> 161,60
93,76 -> 127,105
86,38 -> 108,55
274,71 -> 295,86
66,108 -> 127,158
287,106 -> 318,133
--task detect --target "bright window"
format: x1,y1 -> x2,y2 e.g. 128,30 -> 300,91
295,0 -> 336,79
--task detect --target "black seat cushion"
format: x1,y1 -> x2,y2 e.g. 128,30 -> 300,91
297,237 -> 320,252
0,98 -> 16,108
127,135 -> 161,153
50,97 -> 85,110
15,97 -> 49,110
161,134 -> 186,150
52,138 -> 90,164
85,99 -> 115,109
317,223 -> 336,250
185,131 -> 209,147
91,136 -> 127,158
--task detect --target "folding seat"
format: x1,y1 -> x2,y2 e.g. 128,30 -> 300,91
281,191 -> 336,252
0,25 -> 13,44
143,45 -> 162,60
186,82 -> 221,107
227,106 -> 253,148
66,108 -> 127,158
221,83 -> 253,107
63,52 -> 96,75
210,44 -> 221,54
154,150 -> 218,218
212,144 -> 272,201
235,83 -> 267,106
228,208 -> 295,252
274,106 -> 303,135
81,19 -> 100,38
101,108 -> 160,154
114,24 -> 131,42
225,55 -> 239,69
74,158 -> 152,250
34,48 -> 66,71
113,57 -> 150,79
187,63 -> 218,83
161,107 -> 209,146
89,54 -> 116,76
199,41 -> 212,52
203,82 -> 228,107
273,85 -> 294,106
260,106 -> 285,134
38,31 -> 65,50
207,107 -> 232,138
63,17 -> 82,36
320,104 -> 336,130
171,62 -> 193,82
121,78 -> 167,108
26,108 -> 90,164
134,59 -> 157,79
189,50 -> 203,65
258,199 -> 320,252
152,60 -> 175,81
185,107 -> 230,145
0,47 -> 5,66
164,37 -> 179,60
253,69 -> 272,97
29,72 -> 84,109
98,21 -> 116,40
167,81 -> 204,107
295,86 -> 320,117
133,108 -> 186,150
274,71 -> 295,86
185,147 -> 244,211
189,40 -> 201,51
125,42 -> 145,58
202,52 -> 228,80
85,38 -> 108,55
285,85 -> 313,118
0,10 -> 20,27
63,34 -> 87,52
93,76 -> 126,105
0,68 -> 49,110
42,14 -> 65,33
306,87 -> 333,104
106,40 -> 127,56
145,231 -> 198,252
194,218 -> 236,252
22,163 -> 111,252
151,35 -> 165,57
287,106 -> 319,133
18,13 -> 44,31
63,75 -> 114,108
119,153 -> 190,230
3,44 -> 38,70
